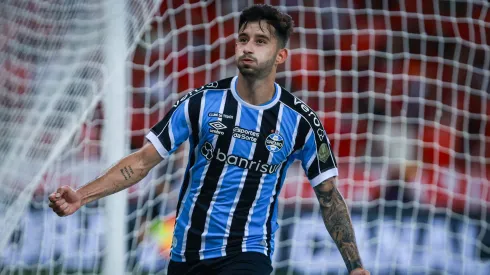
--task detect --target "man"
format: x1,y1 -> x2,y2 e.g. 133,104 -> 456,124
49,4 -> 370,275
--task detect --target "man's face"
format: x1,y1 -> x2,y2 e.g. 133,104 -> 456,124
235,20 -> 280,79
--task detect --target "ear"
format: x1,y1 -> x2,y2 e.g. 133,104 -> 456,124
275,48 -> 288,65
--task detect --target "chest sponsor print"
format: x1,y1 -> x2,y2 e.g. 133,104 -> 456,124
232,126 -> 260,143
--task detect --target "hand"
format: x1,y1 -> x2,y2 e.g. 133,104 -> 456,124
48,186 -> 82,217
350,268 -> 370,275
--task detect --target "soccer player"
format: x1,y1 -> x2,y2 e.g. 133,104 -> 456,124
49,4 -> 370,275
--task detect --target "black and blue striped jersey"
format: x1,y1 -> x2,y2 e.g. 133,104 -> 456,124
146,76 -> 338,262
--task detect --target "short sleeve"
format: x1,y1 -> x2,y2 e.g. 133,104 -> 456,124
145,98 -> 190,159
297,126 -> 338,187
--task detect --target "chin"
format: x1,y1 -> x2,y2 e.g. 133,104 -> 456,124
238,67 -> 257,77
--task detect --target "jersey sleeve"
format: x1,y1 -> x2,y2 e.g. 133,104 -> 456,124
297,126 -> 338,187
145,98 -> 191,159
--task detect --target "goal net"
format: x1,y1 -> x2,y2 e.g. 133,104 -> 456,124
1,0 -> 489,274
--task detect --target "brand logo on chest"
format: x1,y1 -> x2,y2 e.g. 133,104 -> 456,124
208,121 -> 227,136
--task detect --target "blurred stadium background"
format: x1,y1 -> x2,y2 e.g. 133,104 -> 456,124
1,0 -> 490,274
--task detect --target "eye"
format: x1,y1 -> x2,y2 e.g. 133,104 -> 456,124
257,39 -> 266,44
238,37 -> 248,43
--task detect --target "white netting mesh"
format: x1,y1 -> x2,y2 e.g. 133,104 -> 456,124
1,0 -> 490,274
0,0 -> 160,271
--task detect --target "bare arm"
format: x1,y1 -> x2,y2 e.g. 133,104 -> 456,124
49,143 -> 163,216
78,143 -> 162,206
313,177 -> 364,273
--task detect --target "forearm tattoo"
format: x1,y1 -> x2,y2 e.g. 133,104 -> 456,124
314,179 -> 363,272
120,165 -> 135,180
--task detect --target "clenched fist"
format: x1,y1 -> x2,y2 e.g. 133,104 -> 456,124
48,186 -> 82,217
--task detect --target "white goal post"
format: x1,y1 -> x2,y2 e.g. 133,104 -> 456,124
1,0 -> 490,274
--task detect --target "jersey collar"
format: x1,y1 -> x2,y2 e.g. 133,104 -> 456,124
230,75 -> 282,110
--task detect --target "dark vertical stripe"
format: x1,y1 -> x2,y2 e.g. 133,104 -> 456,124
151,108 -> 175,152
266,115 -> 308,255
185,90 -> 238,261
151,88 -> 206,151
307,156 -> 320,178
160,127 -> 172,151
226,103 -> 280,254
265,161 -> 288,256
150,113 -> 173,137
175,92 -> 204,219
293,118 -> 310,152
306,136 -> 337,178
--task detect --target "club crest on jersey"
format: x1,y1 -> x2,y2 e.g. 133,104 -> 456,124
265,133 -> 284,153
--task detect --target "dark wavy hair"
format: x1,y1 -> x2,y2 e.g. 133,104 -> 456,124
238,4 -> 294,49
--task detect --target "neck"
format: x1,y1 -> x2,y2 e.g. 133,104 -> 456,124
236,73 -> 276,106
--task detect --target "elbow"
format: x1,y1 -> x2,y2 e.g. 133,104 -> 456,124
135,143 -> 162,177
135,153 -> 151,179
139,168 -> 150,180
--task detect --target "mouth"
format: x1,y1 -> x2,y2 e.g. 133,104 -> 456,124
240,57 -> 255,64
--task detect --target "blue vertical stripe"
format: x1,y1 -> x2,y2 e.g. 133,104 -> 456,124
267,157 -> 295,256
172,90 -> 226,261
221,108 -> 263,257
243,104 -> 285,252
184,90 -> 238,261
225,103 -> 280,255
202,105 -> 260,259
244,105 -> 300,253
149,76 -> 336,262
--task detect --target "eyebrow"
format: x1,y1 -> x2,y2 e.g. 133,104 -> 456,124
255,34 -> 270,40
238,33 -> 270,41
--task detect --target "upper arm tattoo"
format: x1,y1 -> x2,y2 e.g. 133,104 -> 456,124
315,177 -> 335,208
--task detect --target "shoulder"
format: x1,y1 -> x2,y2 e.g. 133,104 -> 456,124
278,87 -> 311,114
193,77 -> 234,93
279,87 -> 323,132
173,77 -> 233,108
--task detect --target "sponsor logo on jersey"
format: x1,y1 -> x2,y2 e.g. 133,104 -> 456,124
318,143 -> 331,163
208,112 -> 234,119
233,126 -> 259,143
293,97 -> 325,140
200,141 -> 281,174
265,133 -> 284,153
317,129 -> 325,141
205,81 -> 219,88
208,121 -> 227,135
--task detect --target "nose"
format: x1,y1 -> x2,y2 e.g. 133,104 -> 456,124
242,41 -> 253,54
